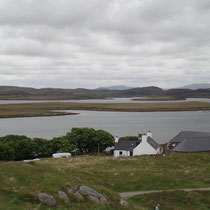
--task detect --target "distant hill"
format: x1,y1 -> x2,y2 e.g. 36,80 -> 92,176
96,85 -> 133,90
0,86 -> 36,92
0,85 -> 209,100
179,83 -> 210,90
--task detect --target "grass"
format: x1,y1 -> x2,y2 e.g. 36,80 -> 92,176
1,101 -> 210,118
0,153 -> 209,209
129,190 -> 210,210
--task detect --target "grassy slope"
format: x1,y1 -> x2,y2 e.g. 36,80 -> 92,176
1,101 -> 210,118
129,191 -> 210,210
0,153 -> 209,209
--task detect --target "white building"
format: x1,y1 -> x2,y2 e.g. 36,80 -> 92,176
52,153 -> 71,158
114,131 -> 162,157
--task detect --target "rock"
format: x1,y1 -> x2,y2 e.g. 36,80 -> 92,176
119,199 -> 129,207
58,191 -> 70,203
67,185 -> 108,204
99,196 -> 107,203
74,191 -> 84,200
87,195 -> 100,203
67,186 -> 84,200
67,186 -> 80,194
38,193 -> 56,207
78,185 -> 107,204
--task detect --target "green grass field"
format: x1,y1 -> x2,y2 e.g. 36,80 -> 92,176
1,101 -> 210,118
0,153 -> 209,209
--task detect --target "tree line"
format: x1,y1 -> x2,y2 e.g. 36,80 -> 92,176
0,128 -> 114,161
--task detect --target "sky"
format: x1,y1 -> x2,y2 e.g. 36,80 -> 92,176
0,0 -> 210,89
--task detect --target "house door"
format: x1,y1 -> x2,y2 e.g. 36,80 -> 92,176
130,151 -> 133,156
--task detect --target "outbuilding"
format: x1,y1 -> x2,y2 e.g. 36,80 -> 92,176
169,131 -> 210,152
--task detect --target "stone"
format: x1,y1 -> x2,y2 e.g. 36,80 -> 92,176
58,191 -> 70,203
79,185 -> 107,202
67,186 -> 84,200
74,191 -> 84,200
87,195 -> 100,203
67,186 -> 80,194
38,193 -> 56,207
67,185 -> 108,204
119,199 -> 129,207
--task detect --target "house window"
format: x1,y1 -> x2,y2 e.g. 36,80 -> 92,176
119,151 -> 123,155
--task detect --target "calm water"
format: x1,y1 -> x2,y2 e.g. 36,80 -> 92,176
0,110 -> 210,143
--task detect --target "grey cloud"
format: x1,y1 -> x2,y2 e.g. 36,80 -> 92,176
0,0 -> 209,89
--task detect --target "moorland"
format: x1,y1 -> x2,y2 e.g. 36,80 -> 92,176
0,153 -> 209,209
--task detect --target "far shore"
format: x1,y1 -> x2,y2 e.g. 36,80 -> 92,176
1,101 -> 210,118
132,96 -> 186,101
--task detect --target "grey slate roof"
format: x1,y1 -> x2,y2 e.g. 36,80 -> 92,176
170,131 -> 210,143
115,137 -> 161,151
147,137 -> 160,150
114,140 -> 140,151
172,136 -> 210,152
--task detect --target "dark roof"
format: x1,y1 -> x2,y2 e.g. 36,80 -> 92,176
172,136 -> 210,152
115,137 -> 161,151
147,137 -> 160,150
170,131 -> 210,143
115,140 -> 140,151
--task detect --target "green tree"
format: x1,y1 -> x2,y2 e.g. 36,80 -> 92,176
93,129 -> 114,152
66,128 -> 96,153
51,136 -> 74,153
66,127 -> 114,153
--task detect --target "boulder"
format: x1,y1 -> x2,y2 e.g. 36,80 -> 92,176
78,185 -> 107,204
87,195 -> 100,203
74,191 -> 84,200
38,193 -> 56,207
58,191 -> 70,203
119,199 -> 129,207
67,186 -> 83,200
67,185 -> 107,204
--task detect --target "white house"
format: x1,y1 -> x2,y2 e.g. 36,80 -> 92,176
114,131 -> 162,157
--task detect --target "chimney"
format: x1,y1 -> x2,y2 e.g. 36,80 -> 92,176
147,130 -> 152,138
141,133 -> 147,143
115,136 -> 119,143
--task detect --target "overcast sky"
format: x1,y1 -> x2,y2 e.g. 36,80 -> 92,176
0,0 -> 210,89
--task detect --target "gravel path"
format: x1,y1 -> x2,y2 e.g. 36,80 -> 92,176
120,187 -> 210,198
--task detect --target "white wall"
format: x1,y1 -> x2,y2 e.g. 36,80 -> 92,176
133,135 -> 158,155
114,150 -> 130,157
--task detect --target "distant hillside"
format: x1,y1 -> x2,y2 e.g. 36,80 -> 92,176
0,86 -> 36,92
96,85 -> 133,90
0,85 -> 209,100
179,83 -> 210,90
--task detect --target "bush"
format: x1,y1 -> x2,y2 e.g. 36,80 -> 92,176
12,139 -> 35,161
0,144 -> 15,161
